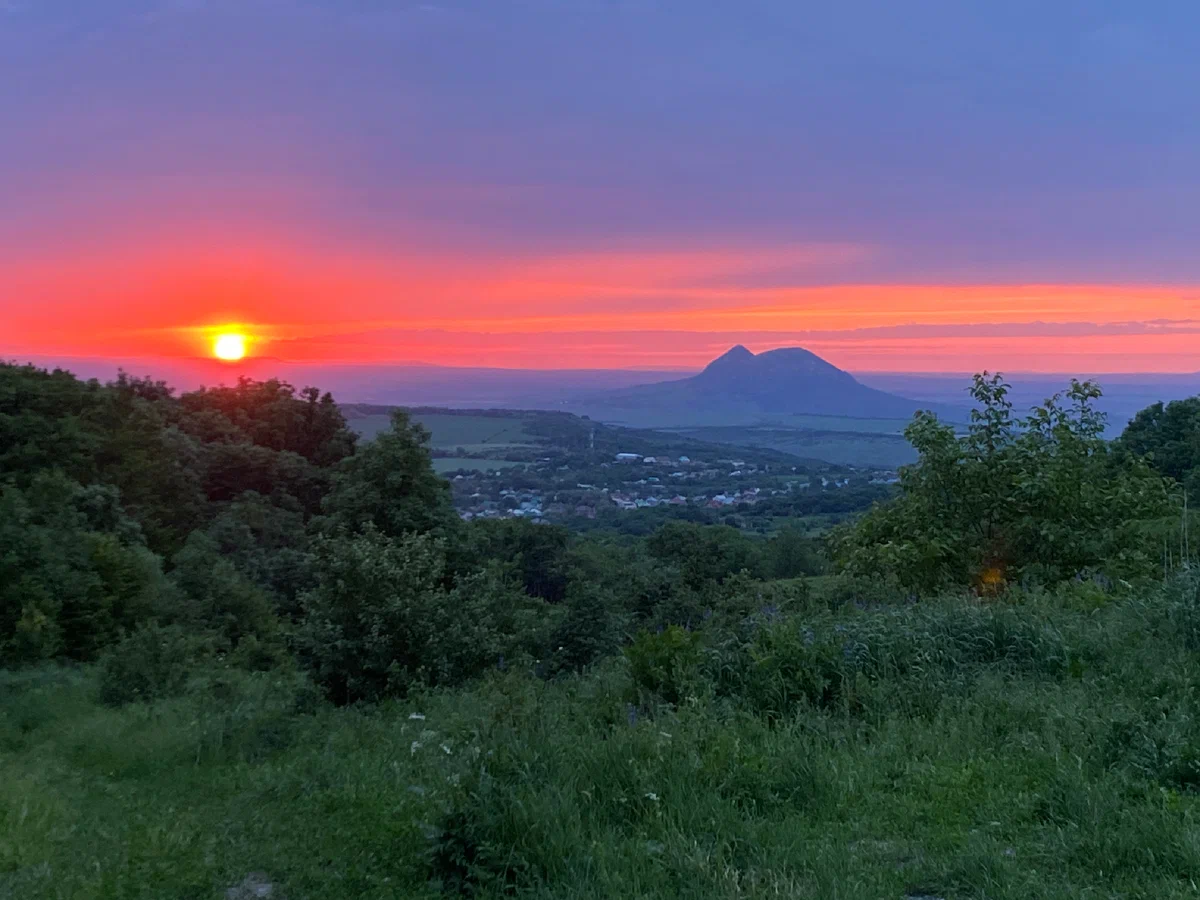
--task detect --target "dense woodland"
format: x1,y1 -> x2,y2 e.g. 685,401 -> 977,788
3,361 -> 1200,898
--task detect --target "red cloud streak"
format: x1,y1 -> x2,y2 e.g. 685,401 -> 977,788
2,240 -> 1198,373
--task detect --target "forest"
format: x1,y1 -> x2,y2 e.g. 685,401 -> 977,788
3,361 -> 1200,899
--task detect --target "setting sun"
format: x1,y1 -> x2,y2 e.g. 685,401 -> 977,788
213,333 -> 247,361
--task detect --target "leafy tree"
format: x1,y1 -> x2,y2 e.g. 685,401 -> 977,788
320,410 -> 458,541
1119,396 -> 1200,504
545,588 -> 623,675
179,378 -> 357,467
199,441 -> 325,514
168,532 -> 282,659
296,527 -> 541,703
199,492 -> 314,618
0,474 -> 165,664
465,519 -> 571,602
0,364 -> 104,485
833,374 -> 1170,591
765,525 -> 824,578
646,521 -> 762,590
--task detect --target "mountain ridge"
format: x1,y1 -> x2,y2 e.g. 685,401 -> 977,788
587,345 -> 951,423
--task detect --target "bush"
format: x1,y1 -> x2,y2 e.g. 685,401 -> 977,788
1160,571 -> 1200,650
297,527 -> 546,703
625,626 -> 706,705
97,623 -> 200,706
544,587 -> 624,676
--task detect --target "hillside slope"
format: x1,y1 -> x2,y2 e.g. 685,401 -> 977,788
581,345 -> 954,425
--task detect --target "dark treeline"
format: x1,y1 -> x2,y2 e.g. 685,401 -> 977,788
3,362 -> 1197,707
0,363 -> 831,703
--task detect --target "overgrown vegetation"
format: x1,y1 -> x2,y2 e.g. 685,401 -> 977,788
2,362 -> 1199,898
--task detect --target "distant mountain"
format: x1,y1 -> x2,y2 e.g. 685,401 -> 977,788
583,345 -> 955,425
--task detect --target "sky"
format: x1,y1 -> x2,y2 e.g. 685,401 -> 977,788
2,0 -> 1199,373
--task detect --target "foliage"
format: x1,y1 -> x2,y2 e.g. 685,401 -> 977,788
320,409 -> 458,541
96,623 -> 201,706
625,625 -> 707,705
544,585 -> 625,675
646,521 -> 763,589
8,581 -> 1200,898
464,518 -> 572,602
833,374 -> 1171,591
1119,395 -> 1200,504
9,359 -> 1200,896
0,473 -> 166,664
295,527 -> 543,703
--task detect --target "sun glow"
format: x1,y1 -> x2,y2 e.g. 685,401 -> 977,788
213,332 -> 247,361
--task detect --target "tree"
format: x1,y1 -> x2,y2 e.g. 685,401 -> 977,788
646,521 -> 762,590
765,525 -> 824,579
832,375 -> 1171,592
0,474 -> 165,664
320,410 -> 458,541
179,378 -> 357,467
296,527 -> 542,703
1119,396 -> 1200,504
465,518 -> 571,602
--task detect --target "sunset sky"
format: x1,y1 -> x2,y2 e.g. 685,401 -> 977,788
2,1 -> 1199,373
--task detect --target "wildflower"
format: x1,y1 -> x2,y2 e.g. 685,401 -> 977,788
409,713 -> 426,721
410,740 -> 422,755
645,792 -> 659,802
441,743 -> 453,755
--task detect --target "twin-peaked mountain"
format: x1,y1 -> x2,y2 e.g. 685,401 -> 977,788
584,345 -> 948,424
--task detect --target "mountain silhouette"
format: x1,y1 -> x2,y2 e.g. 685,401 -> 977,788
590,345 -> 945,422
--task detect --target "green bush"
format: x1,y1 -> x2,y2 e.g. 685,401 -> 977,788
96,623 -> 200,706
625,625 -> 706,705
297,527 -> 546,703
544,587 -> 624,676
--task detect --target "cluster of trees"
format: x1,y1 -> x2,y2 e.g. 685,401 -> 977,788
833,375 -> 1193,592
0,364 -> 824,703
3,362 -> 1197,707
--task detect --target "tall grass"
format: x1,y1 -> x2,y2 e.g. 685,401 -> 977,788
4,576 -> 1200,898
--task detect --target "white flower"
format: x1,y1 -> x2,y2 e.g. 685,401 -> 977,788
410,740 -> 422,755
409,713 -> 426,721
645,792 -> 659,802
441,743 -> 453,755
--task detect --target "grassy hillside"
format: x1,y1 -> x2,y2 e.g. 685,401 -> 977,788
6,577 -> 1200,899
340,405 -> 831,469
668,424 -> 918,469
342,403 -> 924,469
343,409 -> 541,450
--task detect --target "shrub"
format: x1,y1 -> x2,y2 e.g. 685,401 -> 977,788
96,623 -> 199,706
297,527 -> 546,703
544,586 -> 624,676
625,625 -> 706,705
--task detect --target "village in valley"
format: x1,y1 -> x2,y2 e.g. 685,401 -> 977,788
338,405 -> 904,531
448,450 -> 901,526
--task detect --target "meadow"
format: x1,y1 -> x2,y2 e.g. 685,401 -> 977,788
6,577 -> 1200,899
670,425 -> 918,469
343,410 -> 540,451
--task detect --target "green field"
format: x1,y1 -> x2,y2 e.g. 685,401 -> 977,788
670,425 -> 918,468
345,411 -> 540,450
785,413 -> 913,434
432,457 -> 523,474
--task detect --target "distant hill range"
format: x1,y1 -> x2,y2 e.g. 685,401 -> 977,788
579,345 -> 958,426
